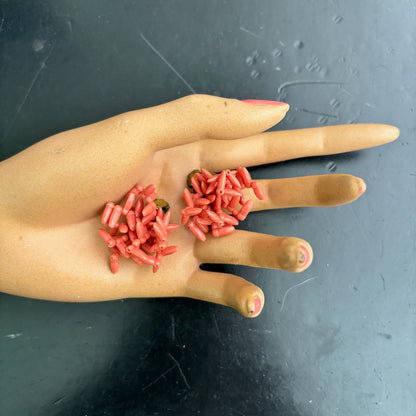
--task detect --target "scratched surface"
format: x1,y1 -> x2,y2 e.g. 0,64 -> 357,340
1,0 -> 415,415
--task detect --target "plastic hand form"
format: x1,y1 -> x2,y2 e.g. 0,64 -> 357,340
0,95 -> 399,317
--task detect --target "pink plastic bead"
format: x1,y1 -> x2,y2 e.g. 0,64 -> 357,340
205,181 -> 217,195
181,207 -> 202,216
134,197 -> 144,217
130,255 -> 143,266
251,180 -> 265,200
153,222 -> 167,241
128,230 -> 137,243
216,170 -> 226,195
236,199 -> 253,221
161,245 -> 178,256
142,211 -> 156,225
237,167 -> 251,188
223,188 -> 242,197
219,212 -> 239,225
108,205 -> 123,228
142,201 -> 156,217
162,210 -> 171,228
228,195 -> 240,209
110,254 -> 119,274
212,225 -> 235,237
206,210 -> 224,226
101,202 -> 115,225
118,223 -> 129,234
207,174 -> 218,183
187,221 -> 206,241
122,191 -> 136,215
98,229 -> 116,248
213,195 -> 222,212
128,245 -> 155,265
116,239 -> 130,258
183,188 -> 194,207
194,216 -> 213,226
200,168 -> 212,179
126,211 -> 136,231
194,198 -> 210,206
167,223 -> 180,233
136,220 -> 149,243
226,172 -> 242,189
143,184 -> 156,197
191,176 -> 203,194
145,192 -> 157,203
195,172 -> 206,183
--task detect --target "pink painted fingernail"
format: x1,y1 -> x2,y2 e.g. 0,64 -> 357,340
242,99 -> 288,106
248,296 -> 262,316
253,297 -> 262,315
299,244 -> 310,266
358,180 -> 367,195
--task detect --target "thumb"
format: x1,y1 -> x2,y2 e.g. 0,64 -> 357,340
129,94 -> 289,150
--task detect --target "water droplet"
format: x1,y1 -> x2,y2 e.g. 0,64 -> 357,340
245,56 -> 255,66
293,40 -> 304,49
326,161 -> 337,172
250,69 -> 260,79
333,15 -> 343,23
339,57 -> 346,63
32,39 -> 45,52
330,98 -> 340,108
272,48 -> 282,58
318,115 -> 329,124
294,65 -> 301,74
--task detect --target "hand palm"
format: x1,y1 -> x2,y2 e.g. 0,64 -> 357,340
0,95 -> 399,317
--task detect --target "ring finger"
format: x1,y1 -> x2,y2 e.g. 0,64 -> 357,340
194,230 -> 313,273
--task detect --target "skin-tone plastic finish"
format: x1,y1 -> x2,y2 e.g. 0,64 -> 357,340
0,95 -> 399,317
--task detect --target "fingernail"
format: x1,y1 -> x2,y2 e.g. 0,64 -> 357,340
242,99 -> 288,106
299,244 -> 310,266
253,296 -> 262,315
248,296 -> 262,316
358,179 -> 367,195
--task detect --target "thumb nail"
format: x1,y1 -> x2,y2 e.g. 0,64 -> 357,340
242,99 -> 288,106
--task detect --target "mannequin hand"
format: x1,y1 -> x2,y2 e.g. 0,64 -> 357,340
0,95 -> 399,317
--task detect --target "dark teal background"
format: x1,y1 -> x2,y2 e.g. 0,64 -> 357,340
1,1 -> 415,415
